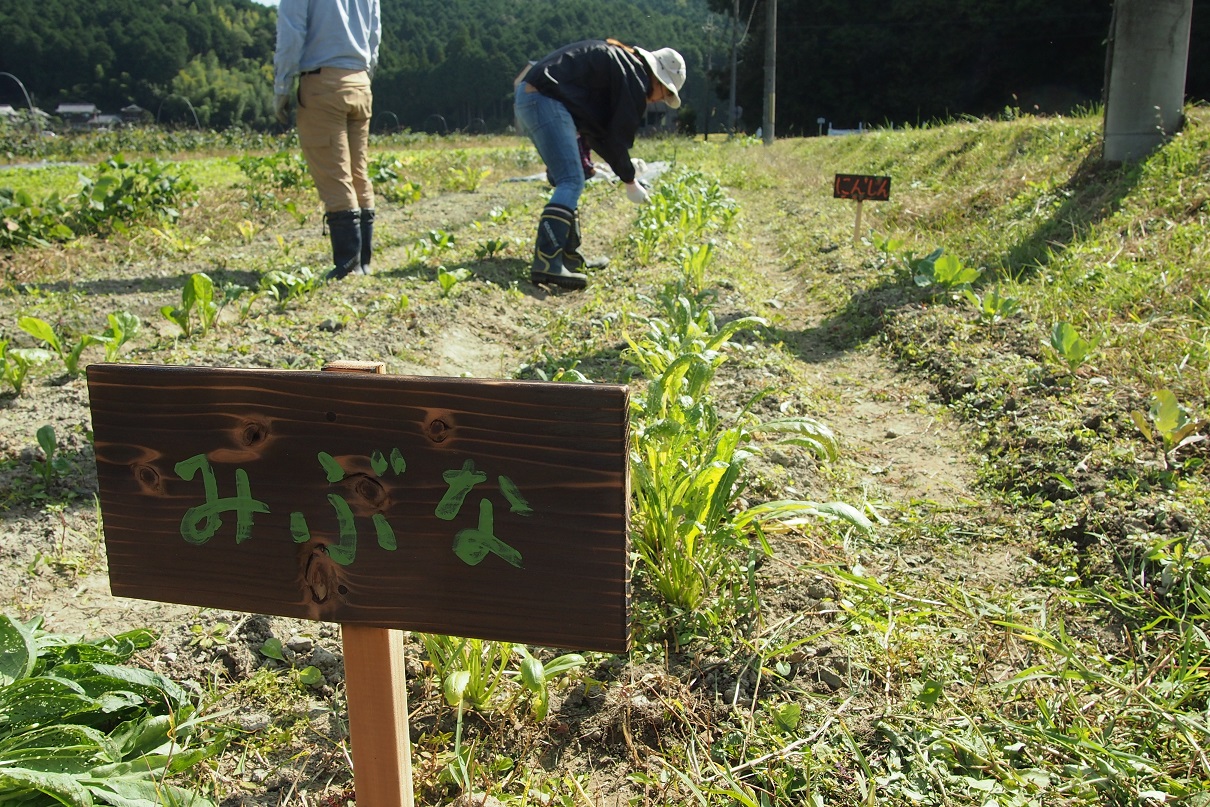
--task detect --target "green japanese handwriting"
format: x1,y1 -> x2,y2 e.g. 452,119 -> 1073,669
175,454 -> 270,545
452,498 -> 523,569
435,459 -> 487,520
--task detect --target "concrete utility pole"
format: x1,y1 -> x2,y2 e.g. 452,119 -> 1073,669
1102,0 -> 1193,162
762,0 -> 776,145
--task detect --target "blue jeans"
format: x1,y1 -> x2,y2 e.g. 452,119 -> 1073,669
514,82 -> 584,210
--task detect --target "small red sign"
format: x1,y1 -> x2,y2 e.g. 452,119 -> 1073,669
833,174 -> 891,201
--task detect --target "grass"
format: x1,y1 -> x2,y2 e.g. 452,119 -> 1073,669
2,108 -> 1209,804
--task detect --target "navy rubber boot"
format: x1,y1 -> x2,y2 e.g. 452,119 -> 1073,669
359,208 -> 375,273
530,204 -> 587,290
325,209 -> 362,280
562,208 -> 610,272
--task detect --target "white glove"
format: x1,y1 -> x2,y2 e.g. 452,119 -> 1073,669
274,93 -> 291,125
625,181 -> 649,205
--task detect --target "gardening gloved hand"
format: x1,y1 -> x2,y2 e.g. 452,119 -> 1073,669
625,181 -> 649,205
274,93 -> 291,125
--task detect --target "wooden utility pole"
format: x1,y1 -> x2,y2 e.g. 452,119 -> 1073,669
762,0 -> 776,145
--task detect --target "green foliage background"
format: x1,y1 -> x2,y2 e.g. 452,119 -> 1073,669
1,0 -> 1208,133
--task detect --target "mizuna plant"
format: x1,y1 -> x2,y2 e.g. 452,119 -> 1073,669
626,283 -> 870,641
630,169 -> 737,265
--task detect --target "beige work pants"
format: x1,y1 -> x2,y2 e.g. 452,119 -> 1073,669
297,68 -> 374,213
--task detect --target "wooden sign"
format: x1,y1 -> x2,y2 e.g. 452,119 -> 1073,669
833,173 -> 891,201
87,363 -> 631,653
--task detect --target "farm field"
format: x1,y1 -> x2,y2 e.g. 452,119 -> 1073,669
1,111 -> 1209,806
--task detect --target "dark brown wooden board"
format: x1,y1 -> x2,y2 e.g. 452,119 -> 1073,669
833,173 -> 891,201
87,363 -> 630,653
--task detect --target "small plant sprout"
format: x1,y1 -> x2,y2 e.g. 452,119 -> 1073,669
99,311 -> 141,362
516,647 -> 585,720
0,340 -> 54,395
437,266 -> 472,298
1049,321 -> 1096,373
151,225 -> 211,255
963,286 -> 1021,323
162,272 -> 219,336
1132,388 -> 1208,469
32,424 -> 70,487
870,232 -> 905,262
448,164 -> 491,192
17,315 -> 101,376
914,250 -> 982,289
236,219 -> 258,244
474,237 -> 510,259
421,229 -> 457,260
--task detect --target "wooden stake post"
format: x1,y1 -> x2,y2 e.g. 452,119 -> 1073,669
833,173 -> 891,243
87,362 -> 631,806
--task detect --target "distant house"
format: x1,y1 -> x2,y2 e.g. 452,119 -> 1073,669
55,103 -> 100,128
121,104 -> 150,124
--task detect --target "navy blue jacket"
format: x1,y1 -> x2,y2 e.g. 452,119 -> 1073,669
523,39 -> 653,184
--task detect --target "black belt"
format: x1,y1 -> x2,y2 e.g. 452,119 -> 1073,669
301,68 -> 321,76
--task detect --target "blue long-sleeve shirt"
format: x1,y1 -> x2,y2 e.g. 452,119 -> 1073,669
274,0 -> 381,96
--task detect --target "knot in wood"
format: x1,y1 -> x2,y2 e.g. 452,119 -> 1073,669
240,420 -> 269,447
132,463 -> 163,494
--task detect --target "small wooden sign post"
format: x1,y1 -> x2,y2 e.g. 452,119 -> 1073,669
87,362 -> 631,806
833,173 -> 891,243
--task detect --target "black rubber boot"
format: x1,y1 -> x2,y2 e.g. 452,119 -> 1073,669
530,204 -> 587,290
562,208 -> 610,272
359,208 -> 375,274
325,209 -> 362,280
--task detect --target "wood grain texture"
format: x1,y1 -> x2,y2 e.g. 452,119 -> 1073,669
87,363 -> 631,652
343,625 -> 414,806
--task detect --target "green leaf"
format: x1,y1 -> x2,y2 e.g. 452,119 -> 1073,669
542,653 -> 585,679
520,655 -> 544,694
36,424 -> 57,460
917,679 -> 944,707
109,713 -> 174,758
1150,389 -> 1186,435
0,614 -> 37,684
296,666 -> 323,686
259,638 -> 285,661
0,768 -> 93,807
0,724 -> 115,774
772,702 -> 801,732
88,778 -> 218,807
17,316 -> 61,355
1131,409 -> 1155,442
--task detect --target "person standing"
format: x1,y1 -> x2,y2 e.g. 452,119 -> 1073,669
274,0 -> 381,280
515,39 -> 686,290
